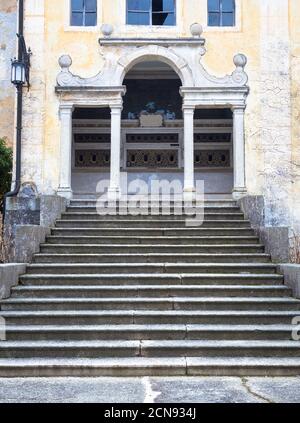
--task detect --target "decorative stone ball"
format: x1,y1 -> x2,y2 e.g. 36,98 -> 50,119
101,23 -> 114,37
233,53 -> 247,68
58,55 -> 72,69
190,23 -> 203,38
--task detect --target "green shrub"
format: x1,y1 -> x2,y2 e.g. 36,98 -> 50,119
0,138 -> 13,214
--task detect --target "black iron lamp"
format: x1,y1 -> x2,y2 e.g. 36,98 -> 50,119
11,34 -> 31,88
11,58 -> 26,86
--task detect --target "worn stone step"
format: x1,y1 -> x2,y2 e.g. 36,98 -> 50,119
40,243 -> 265,254
0,340 -> 299,359
55,219 -> 250,228
33,253 -> 271,264
46,235 -> 260,245
70,199 -> 237,207
2,297 -> 299,311
19,273 -> 284,286
25,262 -> 278,275
1,310 -> 298,325
4,324 -> 296,341
140,340 -> 300,358
11,285 -> 290,299
67,206 -> 242,214
1,357 -> 300,377
61,212 -> 245,221
0,341 -> 140,358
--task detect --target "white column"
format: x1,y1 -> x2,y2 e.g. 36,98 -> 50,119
108,105 -> 122,199
57,104 -> 73,199
183,106 -> 195,195
232,106 -> 247,199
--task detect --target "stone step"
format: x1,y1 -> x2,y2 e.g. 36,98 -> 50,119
3,324 -> 296,341
2,297 -> 299,311
67,206 -> 242,214
40,243 -> 265,254
25,263 -> 278,275
47,232 -> 259,245
70,199 -> 238,208
0,340 -> 299,359
19,273 -> 284,286
0,357 -> 300,377
33,253 -> 271,264
1,310 -> 297,325
61,212 -> 245,221
55,219 -> 250,228
11,285 -> 290,299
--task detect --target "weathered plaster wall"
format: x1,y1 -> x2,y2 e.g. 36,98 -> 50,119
19,0 -> 300,246
0,0 -> 16,147
290,0 -> 300,237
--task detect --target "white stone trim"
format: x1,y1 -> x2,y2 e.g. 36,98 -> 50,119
57,104 -> 74,199
232,106 -> 246,199
108,105 -> 123,197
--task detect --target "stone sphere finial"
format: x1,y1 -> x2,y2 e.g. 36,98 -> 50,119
233,53 -> 247,69
59,55 -> 72,70
101,23 -> 114,38
190,23 -> 203,38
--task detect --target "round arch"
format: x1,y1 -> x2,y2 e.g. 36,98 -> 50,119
115,45 -> 194,87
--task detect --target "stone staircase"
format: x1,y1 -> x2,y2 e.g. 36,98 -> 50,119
0,198 -> 300,376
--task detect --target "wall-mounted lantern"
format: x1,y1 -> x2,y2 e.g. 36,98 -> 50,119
11,34 -> 31,88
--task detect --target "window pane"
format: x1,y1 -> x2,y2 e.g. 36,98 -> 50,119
71,12 -> 83,25
85,12 -> 97,26
222,0 -> 234,12
222,12 -> 234,26
208,12 -> 220,26
208,0 -> 220,12
127,12 -> 150,25
152,12 -> 175,25
128,0 -> 150,11
71,0 -> 84,11
152,0 -> 174,12
85,0 -> 97,12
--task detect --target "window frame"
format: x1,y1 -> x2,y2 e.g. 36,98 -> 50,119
126,0 -> 176,27
207,0 -> 236,27
70,0 -> 98,27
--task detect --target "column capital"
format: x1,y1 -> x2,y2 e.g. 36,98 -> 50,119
182,105 -> 195,113
59,104 -> 74,118
110,104 -> 123,113
59,104 -> 74,112
231,105 -> 246,114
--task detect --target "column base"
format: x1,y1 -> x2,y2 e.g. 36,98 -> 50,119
107,187 -> 121,201
232,187 -> 247,200
183,187 -> 196,202
57,187 -> 73,200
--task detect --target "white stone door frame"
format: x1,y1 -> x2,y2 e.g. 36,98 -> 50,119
56,85 -> 247,200
55,43 -> 249,200
180,87 -> 248,199
55,87 -> 126,200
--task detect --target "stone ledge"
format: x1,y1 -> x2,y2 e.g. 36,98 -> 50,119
238,195 -> 290,263
278,264 -> 300,299
98,38 -> 206,47
0,264 -> 26,300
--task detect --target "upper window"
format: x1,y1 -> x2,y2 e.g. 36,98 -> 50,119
208,0 -> 235,27
71,0 -> 97,26
127,0 -> 176,26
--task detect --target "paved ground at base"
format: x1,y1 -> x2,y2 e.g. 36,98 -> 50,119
0,377 -> 299,403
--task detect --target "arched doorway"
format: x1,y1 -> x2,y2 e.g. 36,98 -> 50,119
122,60 -> 184,194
